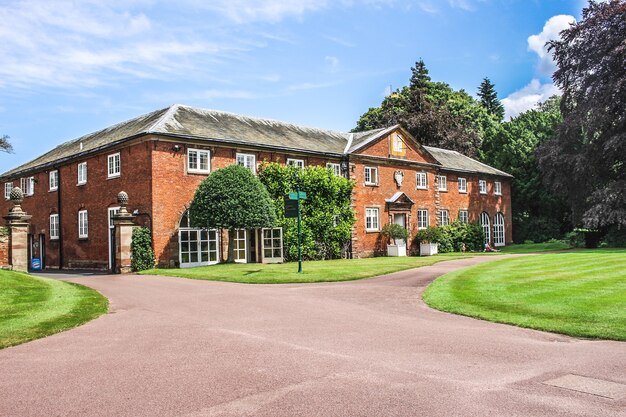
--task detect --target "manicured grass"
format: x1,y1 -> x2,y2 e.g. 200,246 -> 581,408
0,270 -> 108,349
423,249 -> 626,340
141,253 -> 469,284
498,241 -> 572,253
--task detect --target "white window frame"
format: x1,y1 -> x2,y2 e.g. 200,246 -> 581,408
459,209 -> 469,224
416,172 -> 428,189
365,207 -> 380,232
236,153 -> 256,174
49,170 -> 58,191
21,177 -> 34,196
77,162 -> 87,185
107,153 -> 121,178
4,182 -> 12,200
417,209 -> 429,230
234,229 -> 248,263
494,212 -> 505,247
50,214 -> 59,240
287,158 -> 305,169
494,181 -> 502,195
440,209 -> 450,226
364,166 -> 378,186
437,175 -> 448,191
78,210 -> 88,239
479,179 -> 487,194
480,212 -> 491,245
261,228 -> 283,263
326,163 -> 341,176
187,148 -> 211,174
458,177 -> 467,193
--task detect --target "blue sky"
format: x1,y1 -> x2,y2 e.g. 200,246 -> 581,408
0,0 -> 587,172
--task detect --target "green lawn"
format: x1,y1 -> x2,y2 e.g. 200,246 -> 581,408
141,253 -> 469,284
498,241 -> 572,253
423,249 -> 626,340
0,270 -> 108,349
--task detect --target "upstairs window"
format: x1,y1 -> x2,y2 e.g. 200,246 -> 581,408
494,181 -> 502,195
107,153 -> 121,178
437,175 -> 447,191
50,214 -> 59,240
364,167 -> 378,185
236,153 -> 256,174
77,162 -> 87,185
78,210 -> 88,239
458,177 -> 467,193
326,163 -> 341,176
416,172 -> 428,189
4,182 -> 12,199
287,158 -> 305,169
479,180 -> 487,194
49,170 -> 58,191
187,148 -> 210,174
21,177 -> 34,196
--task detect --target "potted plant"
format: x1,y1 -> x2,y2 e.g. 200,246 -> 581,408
381,223 -> 409,257
415,227 -> 441,256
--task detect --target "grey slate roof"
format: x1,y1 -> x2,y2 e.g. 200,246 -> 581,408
1,104 -> 512,179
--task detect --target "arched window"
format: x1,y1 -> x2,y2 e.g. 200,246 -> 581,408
480,212 -> 491,245
178,210 -> 219,268
494,212 -> 505,247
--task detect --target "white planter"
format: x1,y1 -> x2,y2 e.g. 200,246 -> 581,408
420,242 -> 438,256
387,244 -> 407,257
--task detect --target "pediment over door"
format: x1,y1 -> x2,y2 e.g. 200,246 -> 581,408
385,192 -> 414,211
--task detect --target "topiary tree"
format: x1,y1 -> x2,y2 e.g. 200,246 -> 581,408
131,227 -> 155,271
189,164 -> 276,263
381,223 -> 409,245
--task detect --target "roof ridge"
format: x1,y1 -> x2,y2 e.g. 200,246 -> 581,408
146,104 -> 181,133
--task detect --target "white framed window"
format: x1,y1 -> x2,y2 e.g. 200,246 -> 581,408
236,153 -> 256,174
326,163 -> 341,176
187,148 -> 210,174
21,177 -> 34,196
459,209 -> 469,224
365,207 -> 380,231
417,209 -> 429,230
458,177 -> 467,193
479,179 -> 487,194
49,170 -> 58,191
77,162 -> 87,185
107,153 -> 121,178
437,175 -> 447,191
480,212 -> 491,245
287,158 -> 305,169
440,209 -> 450,226
364,167 -> 378,185
416,172 -> 428,189
494,181 -> 502,195
50,214 -> 59,240
392,133 -> 404,153
78,210 -> 88,239
262,228 -> 283,263
4,182 -> 12,199
234,229 -> 247,263
494,212 -> 505,246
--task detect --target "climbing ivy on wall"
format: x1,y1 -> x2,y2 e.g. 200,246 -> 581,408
131,227 -> 155,271
258,163 -> 355,261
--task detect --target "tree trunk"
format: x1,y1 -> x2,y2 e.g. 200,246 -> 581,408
226,228 -> 236,263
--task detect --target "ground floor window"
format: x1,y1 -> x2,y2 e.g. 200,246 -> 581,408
262,228 -> 283,263
458,209 -> 469,224
493,212 -> 505,247
365,207 -> 379,231
417,209 -> 429,230
480,211 -> 491,245
439,209 -> 449,226
234,229 -> 247,263
179,229 -> 219,267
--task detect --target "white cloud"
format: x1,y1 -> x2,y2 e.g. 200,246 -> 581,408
501,79 -> 559,120
527,14 -> 576,76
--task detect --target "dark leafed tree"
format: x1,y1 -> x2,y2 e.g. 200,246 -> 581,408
538,0 -> 626,229
189,164 -> 277,262
477,78 -> 505,121
0,134 -> 12,153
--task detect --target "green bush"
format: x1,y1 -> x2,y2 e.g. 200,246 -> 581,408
381,223 -> 409,244
602,227 -> 626,248
565,229 -> 586,248
131,227 -> 155,272
414,222 -> 484,254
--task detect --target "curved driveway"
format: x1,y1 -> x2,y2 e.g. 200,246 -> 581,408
1,256 -> 625,417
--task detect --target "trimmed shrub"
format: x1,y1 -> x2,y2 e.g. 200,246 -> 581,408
381,223 -> 409,244
414,222 -> 484,254
131,227 -> 155,272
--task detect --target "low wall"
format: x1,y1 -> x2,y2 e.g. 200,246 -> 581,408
0,227 -> 10,269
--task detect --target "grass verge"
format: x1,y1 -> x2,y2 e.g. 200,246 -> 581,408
0,270 -> 108,349
141,253 -> 469,284
423,249 -> 626,341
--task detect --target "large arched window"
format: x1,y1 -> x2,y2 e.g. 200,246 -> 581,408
494,212 -> 505,247
178,210 -> 219,268
480,212 -> 491,245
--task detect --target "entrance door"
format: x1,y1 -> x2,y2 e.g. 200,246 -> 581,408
39,234 -> 46,269
234,229 -> 247,263
394,213 -> 407,246
108,207 -> 120,271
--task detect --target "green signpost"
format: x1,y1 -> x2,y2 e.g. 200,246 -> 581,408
285,189 -> 307,273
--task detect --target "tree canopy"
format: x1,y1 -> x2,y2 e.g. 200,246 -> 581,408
0,135 -> 12,153
190,164 -> 276,262
538,0 -> 626,229
477,78 -> 505,121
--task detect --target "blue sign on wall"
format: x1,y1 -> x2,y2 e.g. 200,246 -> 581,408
31,258 -> 41,271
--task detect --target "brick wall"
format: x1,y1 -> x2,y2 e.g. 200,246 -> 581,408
0,227 -> 9,268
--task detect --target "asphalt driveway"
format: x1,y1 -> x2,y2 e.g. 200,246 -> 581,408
1,256 -> 625,416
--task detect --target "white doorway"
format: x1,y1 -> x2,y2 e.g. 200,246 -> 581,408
393,213 -> 407,246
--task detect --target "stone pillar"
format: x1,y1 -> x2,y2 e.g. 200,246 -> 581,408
3,187 -> 32,273
111,191 -> 137,274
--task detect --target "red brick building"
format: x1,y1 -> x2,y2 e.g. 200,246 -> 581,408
0,104 -> 512,270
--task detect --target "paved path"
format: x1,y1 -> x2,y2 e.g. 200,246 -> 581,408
1,256 -> 625,417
